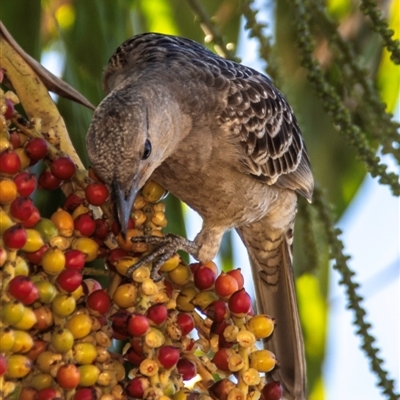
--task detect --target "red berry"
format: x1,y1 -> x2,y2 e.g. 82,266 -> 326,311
127,313 -> 150,336
157,345 -> 180,369
110,310 -> 130,338
13,172 -> 36,196
21,206 -> 41,228
0,149 -> 21,175
4,98 -> 15,119
38,169 -> 62,190
85,182 -> 109,206
25,244 -> 49,265
93,218 -> 109,239
9,196 -> 34,221
8,275 -> 35,300
125,376 -> 149,399
9,131 -> 22,149
176,313 -> 195,335
2,224 -> 27,249
124,345 -> 145,367
73,387 -> 97,400
215,272 -> 239,298
212,348 -> 231,372
24,138 -> 49,164
227,268 -> 244,289
56,269 -> 83,293
177,358 -> 197,380
74,213 -> 96,237
193,264 -> 216,290
64,193 -> 84,212
51,156 -> 76,180
146,303 -> 168,325
0,354 -> 7,376
86,289 -> 111,316
36,388 -> 60,400
64,249 -> 86,270
204,300 -> 228,322
23,285 -> 40,305
261,381 -> 283,400
228,288 -> 252,316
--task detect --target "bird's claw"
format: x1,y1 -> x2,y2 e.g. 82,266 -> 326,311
125,233 -> 199,281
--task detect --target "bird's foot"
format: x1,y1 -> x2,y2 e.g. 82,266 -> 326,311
125,233 -> 199,281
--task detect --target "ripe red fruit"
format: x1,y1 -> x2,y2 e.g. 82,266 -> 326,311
56,363 -> 80,389
85,182 -> 109,206
176,313 -> 195,335
86,289 -> 111,316
64,193 -> 84,212
25,244 -> 49,265
127,313 -> 150,336
205,300 -> 228,322
9,196 -> 34,221
194,265 -> 216,290
125,376 -> 149,399
36,388 -> 60,400
64,249 -> 86,270
2,224 -> 27,249
261,381 -> 283,400
0,354 -> 7,376
38,169 -> 62,190
214,272 -> 239,298
110,310 -> 130,338
24,138 -> 49,164
177,358 -> 197,380
56,269 -> 83,293
93,218 -> 109,239
8,275 -> 35,299
23,284 -> 40,305
0,149 -> 21,175
146,304 -> 168,325
74,213 -> 96,237
227,268 -> 244,289
21,206 -> 41,228
13,172 -> 36,196
73,387 -> 97,400
4,98 -> 15,119
124,345 -> 145,367
50,156 -> 76,180
212,348 -> 231,372
157,345 -> 180,369
228,288 -> 252,316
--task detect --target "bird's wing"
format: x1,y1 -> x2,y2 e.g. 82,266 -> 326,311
103,33 -> 313,200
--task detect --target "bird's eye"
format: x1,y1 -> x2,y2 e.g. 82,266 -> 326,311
142,139 -> 152,160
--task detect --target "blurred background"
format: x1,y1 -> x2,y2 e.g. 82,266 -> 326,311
1,0 -> 399,399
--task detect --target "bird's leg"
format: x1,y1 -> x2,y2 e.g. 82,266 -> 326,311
125,233 -> 199,281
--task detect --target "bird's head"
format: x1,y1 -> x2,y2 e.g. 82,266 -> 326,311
86,89 -> 157,235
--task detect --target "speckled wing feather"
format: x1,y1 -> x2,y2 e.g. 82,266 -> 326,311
103,33 -> 313,201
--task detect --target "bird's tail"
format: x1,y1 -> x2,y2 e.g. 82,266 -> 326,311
236,223 -> 306,400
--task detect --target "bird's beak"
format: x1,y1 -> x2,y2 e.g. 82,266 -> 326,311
112,181 -> 139,237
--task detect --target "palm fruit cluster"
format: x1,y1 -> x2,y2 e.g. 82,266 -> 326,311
0,67 -> 283,400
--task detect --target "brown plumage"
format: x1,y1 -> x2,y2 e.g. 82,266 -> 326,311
86,33 -> 314,400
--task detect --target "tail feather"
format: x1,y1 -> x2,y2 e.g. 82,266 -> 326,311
236,226 -> 306,400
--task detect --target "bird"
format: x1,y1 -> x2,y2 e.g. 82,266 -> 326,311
86,32 -> 314,400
